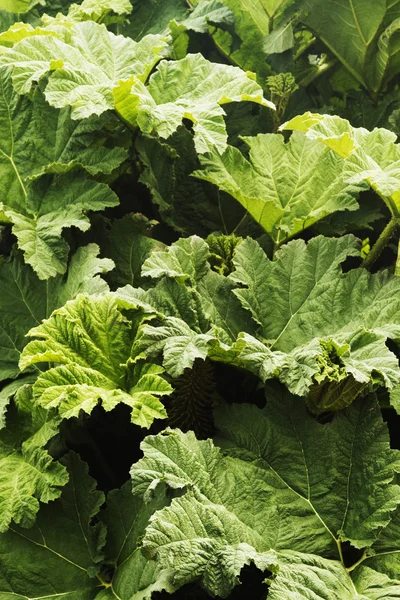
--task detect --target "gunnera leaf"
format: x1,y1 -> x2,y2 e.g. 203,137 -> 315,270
113,52 -> 274,153
129,391 -> 400,597
138,234 -> 400,410
193,131 -> 365,245
0,452 -> 105,596
19,293 -> 171,427
0,244 -> 113,382
1,20 -> 169,119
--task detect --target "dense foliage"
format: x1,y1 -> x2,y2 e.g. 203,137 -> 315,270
0,0 -> 400,598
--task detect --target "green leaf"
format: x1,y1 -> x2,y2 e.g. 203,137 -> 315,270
363,505 -> 400,581
140,317 -> 215,378
263,22 -> 294,54
98,482 -> 175,600
1,21 -> 168,119
0,0 -> 33,13
102,213 -> 165,288
66,0 -> 132,22
4,174 -> 119,279
268,556 -> 400,599
193,132 -> 364,244
130,393 -> 400,596
114,52 -> 274,153
119,0 -> 188,41
281,112 -> 400,216
0,244 -> 113,382
0,397 -> 67,532
211,0 -> 295,82
0,452 -> 105,596
20,293 -> 171,427
142,235 -> 210,284
0,375 -> 35,429
0,66 -> 127,213
226,235 -> 400,402
300,0 -> 400,91
136,128 -> 225,236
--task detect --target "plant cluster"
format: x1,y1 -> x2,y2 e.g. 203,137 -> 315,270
0,0 -> 400,598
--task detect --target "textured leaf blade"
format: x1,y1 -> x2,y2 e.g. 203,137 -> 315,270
20,294 -> 170,427
114,53 -> 274,153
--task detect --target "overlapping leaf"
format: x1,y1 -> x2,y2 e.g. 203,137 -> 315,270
138,235 -> 400,410
130,392 -> 400,596
0,453 -> 105,596
300,0 -> 400,92
1,20 -> 169,119
114,52 -> 274,153
0,384 -> 66,532
98,482 -> 175,600
282,112 -> 400,216
0,244 -> 113,382
193,131 -> 364,244
19,293 -> 171,427
0,66 -> 127,204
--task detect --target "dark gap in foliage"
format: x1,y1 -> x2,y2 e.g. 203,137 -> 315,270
154,564 -> 269,598
341,542 -> 365,569
60,404 -> 148,492
214,362 -> 266,408
382,408 -> 400,450
0,224 -> 14,256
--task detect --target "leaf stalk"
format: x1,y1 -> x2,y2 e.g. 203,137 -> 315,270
361,216 -> 400,270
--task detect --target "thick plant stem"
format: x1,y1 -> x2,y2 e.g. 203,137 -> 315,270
361,217 -> 400,270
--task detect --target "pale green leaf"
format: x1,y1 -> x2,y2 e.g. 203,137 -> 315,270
140,317 -> 215,377
20,293 -> 170,427
193,132 -> 364,243
0,244 -> 112,382
281,112 -> 400,215
142,235 -> 210,284
1,21 -> 168,119
114,52 -> 274,153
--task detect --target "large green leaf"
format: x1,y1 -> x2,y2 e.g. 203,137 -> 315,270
224,235 -> 400,405
211,0 -> 295,82
193,132 -> 364,244
282,112 -> 400,216
268,556 -> 400,599
130,392 -> 400,597
0,244 -> 113,382
301,0 -> 400,91
114,52 -> 274,153
0,452 -> 105,597
5,174 -> 119,279
0,385 -> 66,532
1,21 -> 168,119
0,66 -> 127,208
137,234 -> 400,408
20,293 -> 171,427
98,482 -> 175,600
